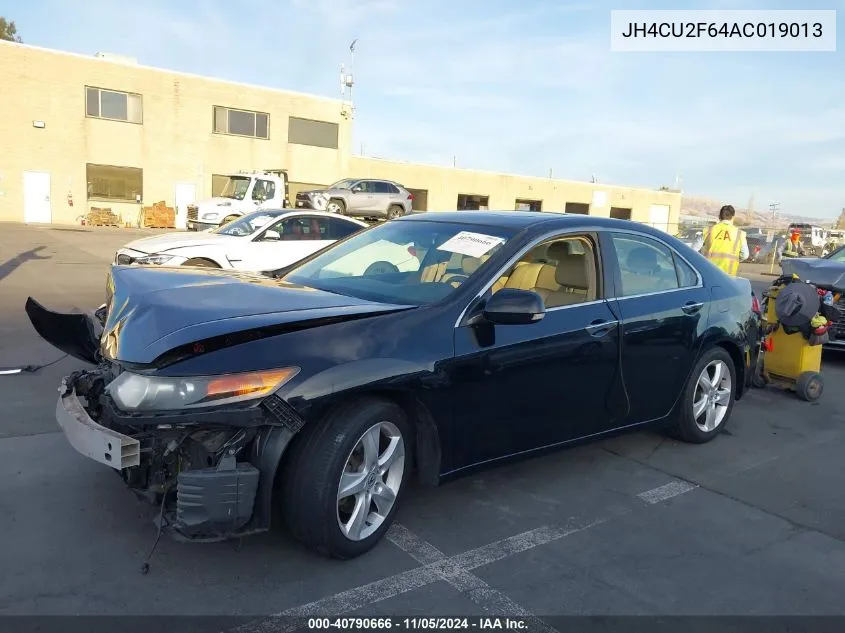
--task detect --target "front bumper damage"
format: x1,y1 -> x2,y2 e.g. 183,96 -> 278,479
57,366 -> 303,542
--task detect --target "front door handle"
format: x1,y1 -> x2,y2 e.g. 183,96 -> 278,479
585,319 -> 618,338
682,301 -> 704,315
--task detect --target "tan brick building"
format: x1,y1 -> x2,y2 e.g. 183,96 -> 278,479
0,40 -> 682,231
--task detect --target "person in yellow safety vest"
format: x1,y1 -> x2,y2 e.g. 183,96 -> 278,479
693,204 -> 749,276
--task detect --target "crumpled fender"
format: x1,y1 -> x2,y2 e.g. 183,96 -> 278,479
25,297 -> 104,365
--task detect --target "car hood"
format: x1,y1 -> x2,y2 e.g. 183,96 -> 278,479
781,257 -> 845,291
26,266 -> 411,367
122,231 -> 236,254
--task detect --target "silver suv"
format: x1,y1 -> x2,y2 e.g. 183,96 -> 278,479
295,179 -> 414,220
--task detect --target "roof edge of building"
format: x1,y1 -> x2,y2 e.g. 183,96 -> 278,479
0,40 -> 346,106
352,155 -> 681,196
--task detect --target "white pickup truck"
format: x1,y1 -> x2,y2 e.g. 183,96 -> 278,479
187,170 -> 290,231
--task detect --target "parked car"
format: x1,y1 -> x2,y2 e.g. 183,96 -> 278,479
295,179 -> 414,220
114,209 -> 390,272
25,212 -> 759,559
780,245 -> 845,349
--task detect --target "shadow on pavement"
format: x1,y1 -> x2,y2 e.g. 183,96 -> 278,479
0,246 -> 51,282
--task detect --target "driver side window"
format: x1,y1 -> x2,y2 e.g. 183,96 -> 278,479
489,235 -> 598,308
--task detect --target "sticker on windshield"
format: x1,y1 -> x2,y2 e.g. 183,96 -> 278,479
250,215 -> 274,228
437,232 -> 505,258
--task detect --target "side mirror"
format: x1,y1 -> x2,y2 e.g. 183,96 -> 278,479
352,185 -> 363,193
263,229 -> 281,241
482,289 -> 545,325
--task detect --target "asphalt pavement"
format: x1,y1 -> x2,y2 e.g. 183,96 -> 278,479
1,223 -> 845,625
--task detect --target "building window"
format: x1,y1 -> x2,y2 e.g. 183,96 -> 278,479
85,87 -> 142,123
213,106 -> 269,139
457,194 -> 489,210
515,199 -> 542,211
610,207 -> 632,220
86,164 -> 143,202
565,202 -> 590,215
288,116 -> 339,149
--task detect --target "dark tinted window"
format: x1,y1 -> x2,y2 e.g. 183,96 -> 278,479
610,233 -> 680,296
672,252 -> 698,287
330,218 -> 362,239
374,181 -> 399,194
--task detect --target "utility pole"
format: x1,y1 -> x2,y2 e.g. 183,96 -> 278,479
769,201 -> 780,227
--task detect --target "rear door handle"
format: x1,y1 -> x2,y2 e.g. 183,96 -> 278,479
682,301 -> 704,315
585,319 -> 618,338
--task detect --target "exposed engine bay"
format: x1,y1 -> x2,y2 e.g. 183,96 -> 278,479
61,362 -> 296,543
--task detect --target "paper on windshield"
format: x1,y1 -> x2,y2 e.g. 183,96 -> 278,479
249,215 -> 274,228
437,232 -> 505,258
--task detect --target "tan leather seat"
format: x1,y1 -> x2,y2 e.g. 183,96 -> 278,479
540,241 -> 596,307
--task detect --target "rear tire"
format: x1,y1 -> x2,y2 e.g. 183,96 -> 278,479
281,398 -> 413,559
386,205 -> 404,220
668,347 -> 736,444
796,371 -> 823,401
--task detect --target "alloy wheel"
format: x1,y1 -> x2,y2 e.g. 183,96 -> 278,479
692,359 -> 732,433
327,201 -> 342,214
336,421 -> 405,541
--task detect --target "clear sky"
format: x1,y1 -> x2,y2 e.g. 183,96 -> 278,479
2,0 -> 843,217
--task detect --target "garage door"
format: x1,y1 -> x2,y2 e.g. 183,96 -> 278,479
648,204 -> 670,232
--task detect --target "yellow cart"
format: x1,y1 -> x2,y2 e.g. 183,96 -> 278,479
754,281 -> 825,401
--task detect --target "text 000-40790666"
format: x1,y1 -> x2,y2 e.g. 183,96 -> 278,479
610,9 -> 837,52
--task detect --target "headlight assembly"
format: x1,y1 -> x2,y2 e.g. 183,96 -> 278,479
202,212 -> 219,221
107,367 -> 300,412
135,253 -> 177,266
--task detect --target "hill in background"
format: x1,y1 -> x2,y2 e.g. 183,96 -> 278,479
681,195 -> 840,228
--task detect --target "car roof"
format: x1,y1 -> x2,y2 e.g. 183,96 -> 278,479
397,210 -> 664,233
255,208 -> 367,224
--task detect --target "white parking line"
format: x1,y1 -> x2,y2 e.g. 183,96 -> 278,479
232,512 -> 624,633
386,524 -> 558,631
637,480 -> 698,504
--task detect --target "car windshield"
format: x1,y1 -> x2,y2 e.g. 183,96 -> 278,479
826,246 -> 845,261
220,176 -> 251,200
282,220 -> 515,305
328,179 -> 357,190
213,210 -> 286,236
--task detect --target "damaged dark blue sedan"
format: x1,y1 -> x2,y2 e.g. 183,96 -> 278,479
26,211 -> 759,559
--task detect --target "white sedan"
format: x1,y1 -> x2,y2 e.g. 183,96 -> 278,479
115,210 -> 377,272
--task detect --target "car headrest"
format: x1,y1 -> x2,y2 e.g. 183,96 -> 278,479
547,241 -> 573,260
627,247 -> 658,274
554,253 -> 589,288
461,254 -> 489,274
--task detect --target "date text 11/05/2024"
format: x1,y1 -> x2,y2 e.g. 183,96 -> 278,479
621,22 -> 823,38
307,617 -> 528,630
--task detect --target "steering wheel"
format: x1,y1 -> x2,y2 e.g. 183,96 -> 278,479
363,261 -> 399,276
445,273 -> 470,286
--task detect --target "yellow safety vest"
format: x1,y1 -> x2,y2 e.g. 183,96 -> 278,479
702,221 -> 743,276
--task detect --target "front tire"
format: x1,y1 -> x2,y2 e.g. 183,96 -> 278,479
221,214 -> 240,225
669,347 -> 736,443
326,199 -> 346,215
281,398 -> 412,559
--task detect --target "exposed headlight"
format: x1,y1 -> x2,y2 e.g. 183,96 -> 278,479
135,253 -> 176,266
107,367 -> 300,412
202,212 -> 219,221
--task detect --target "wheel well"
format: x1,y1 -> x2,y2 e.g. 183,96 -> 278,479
298,390 -> 442,487
183,257 -> 221,268
714,340 -> 745,397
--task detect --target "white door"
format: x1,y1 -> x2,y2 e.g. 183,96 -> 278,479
238,215 -> 334,271
648,204 -> 671,233
23,171 -> 52,223
174,183 -> 196,230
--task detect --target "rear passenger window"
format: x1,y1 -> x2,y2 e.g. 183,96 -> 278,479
610,234 -> 680,296
491,235 -> 598,308
329,218 -> 361,240
673,253 -> 698,288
